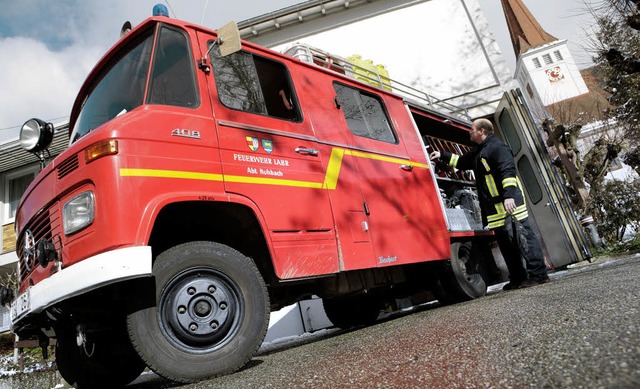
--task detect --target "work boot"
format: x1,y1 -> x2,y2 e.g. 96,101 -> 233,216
518,275 -> 550,288
502,280 -> 523,291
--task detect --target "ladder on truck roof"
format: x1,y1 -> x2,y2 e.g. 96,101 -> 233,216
283,43 -> 471,122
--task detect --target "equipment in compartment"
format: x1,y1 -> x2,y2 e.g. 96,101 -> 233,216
425,135 -> 483,231
424,135 -> 475,182
443,188 -> 483,231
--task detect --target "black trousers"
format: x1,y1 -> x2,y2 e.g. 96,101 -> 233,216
494,217 -> 548,282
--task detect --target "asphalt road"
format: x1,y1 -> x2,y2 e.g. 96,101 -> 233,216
129,252 -> 640,388
5,253 -> 639,388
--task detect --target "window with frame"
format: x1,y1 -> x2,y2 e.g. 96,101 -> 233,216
71,29 -> 154,144
553,50 -> 563,61
542,54 -> 553,65
3,170 -> 36,224
526,84 -> 535,99
498,109 -> 522,156
333,83 -> 397,143
532,58 -> 541,68
517,156 -> 543,204
147,26 -> 199,108
210,46 -> 299,121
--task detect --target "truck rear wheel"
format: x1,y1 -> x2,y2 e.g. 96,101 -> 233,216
127,241 -> 269,383
323,295 -> 381,329
433,241 -> 487,305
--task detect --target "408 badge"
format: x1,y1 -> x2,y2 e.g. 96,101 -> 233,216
172,128 -> 201,139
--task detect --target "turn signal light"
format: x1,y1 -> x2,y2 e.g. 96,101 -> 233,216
85,140 -> 118,164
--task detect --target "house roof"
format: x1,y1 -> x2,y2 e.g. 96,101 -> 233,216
0,123 -> 69,174
501,0 -> 558,57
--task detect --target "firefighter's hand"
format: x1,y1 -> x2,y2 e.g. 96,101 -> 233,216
504,198 -> 516,214
429,151 -> 441,160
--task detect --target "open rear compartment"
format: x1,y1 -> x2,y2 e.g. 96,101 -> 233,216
409,104 -> 509,288
408,105 -> 487,235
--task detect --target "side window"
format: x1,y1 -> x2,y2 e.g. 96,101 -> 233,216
498,109 -> 522,156
517,156 -> 543,204
334,83 -> 397,143
210,46 -> 299,121
148,26 -> 199,108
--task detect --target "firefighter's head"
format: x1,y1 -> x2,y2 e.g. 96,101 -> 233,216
470,118 -> 493,144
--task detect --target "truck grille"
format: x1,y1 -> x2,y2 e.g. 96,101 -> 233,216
17,203 -> 62,282
57,155 -> 79,179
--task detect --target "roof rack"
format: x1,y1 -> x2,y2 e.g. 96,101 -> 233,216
283,43 -> 471,121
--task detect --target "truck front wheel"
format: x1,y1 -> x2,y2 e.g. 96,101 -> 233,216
127,241 -> 269,383
55,323 -> 145,388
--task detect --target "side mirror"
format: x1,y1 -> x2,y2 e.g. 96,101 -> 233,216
216,21 -> 241,57
200,21 -> 241,73
20,118 -> 54,153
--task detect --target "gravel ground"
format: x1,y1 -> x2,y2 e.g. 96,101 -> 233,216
3,253 -> 639,388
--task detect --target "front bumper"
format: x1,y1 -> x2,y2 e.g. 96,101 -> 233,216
11,246 -> 152,328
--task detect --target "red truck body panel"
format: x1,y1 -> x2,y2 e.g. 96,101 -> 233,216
16,16 -> 457,293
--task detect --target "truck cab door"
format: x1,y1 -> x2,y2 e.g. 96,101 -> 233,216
197,32 -> 339,279
493,90 -> 591,267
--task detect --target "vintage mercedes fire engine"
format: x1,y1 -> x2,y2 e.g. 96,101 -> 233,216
7,9 -> 590,387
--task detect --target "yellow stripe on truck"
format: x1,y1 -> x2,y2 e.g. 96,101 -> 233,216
120,168 -> 321,189
322,148 -> 345,190
120,168 -> 223,181
121,147 -> 429,190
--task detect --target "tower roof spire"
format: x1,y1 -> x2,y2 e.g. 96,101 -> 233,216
500,0 -> 558,57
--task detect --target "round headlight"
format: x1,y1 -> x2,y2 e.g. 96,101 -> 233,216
20,118 -> 54,153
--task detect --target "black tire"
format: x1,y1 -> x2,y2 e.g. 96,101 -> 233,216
323,295 -> 381,329
55,324 -> 145,388
127,241 -> 269,383
433,242 -> 487,305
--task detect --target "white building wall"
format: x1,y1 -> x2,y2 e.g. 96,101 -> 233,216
514,60 -> 549,122
517,40 -> 588,106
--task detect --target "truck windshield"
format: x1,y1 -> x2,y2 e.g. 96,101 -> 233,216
71,30 -> 154,143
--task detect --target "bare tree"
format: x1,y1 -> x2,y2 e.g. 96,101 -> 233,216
568,0 -> 640,241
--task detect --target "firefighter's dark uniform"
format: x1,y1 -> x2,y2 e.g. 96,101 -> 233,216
439,134 -> 548,283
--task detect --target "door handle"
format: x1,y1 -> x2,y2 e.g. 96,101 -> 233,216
295,147 -> 319,156
400,164 -> 413,171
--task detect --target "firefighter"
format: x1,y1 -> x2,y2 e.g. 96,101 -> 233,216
430,118 -> 549,289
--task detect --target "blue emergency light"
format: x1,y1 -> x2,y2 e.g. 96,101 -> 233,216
153,4 -> 169,17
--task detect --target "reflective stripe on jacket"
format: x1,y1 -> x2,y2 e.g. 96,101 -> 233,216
440,135 -> 527,229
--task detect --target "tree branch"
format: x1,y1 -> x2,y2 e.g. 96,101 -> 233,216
605,48 -> 640,74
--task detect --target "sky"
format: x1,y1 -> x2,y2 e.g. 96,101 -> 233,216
0,0 -> 598,142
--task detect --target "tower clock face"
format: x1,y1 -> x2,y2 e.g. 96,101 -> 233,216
546,66 -> 564,82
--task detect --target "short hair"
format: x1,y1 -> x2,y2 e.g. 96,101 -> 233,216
473,118 -> 494,134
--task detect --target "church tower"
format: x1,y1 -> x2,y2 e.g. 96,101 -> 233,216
501,0 -> 588,107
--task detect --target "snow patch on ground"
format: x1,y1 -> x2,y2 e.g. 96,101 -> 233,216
0,352 -> 54,377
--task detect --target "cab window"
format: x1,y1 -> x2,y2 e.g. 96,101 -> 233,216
71,29 -> 154,143
210,46 -> 299,121
147,26 -> 199,108
334,83 -> 397,143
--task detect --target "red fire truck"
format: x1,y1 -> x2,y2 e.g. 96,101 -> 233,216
6,12 -> 590,387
